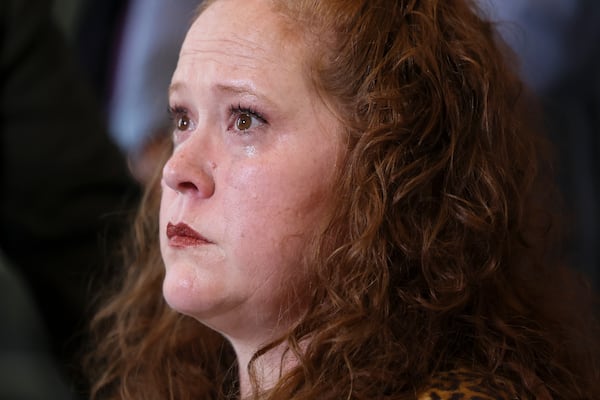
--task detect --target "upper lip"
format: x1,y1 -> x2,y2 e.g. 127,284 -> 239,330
166,222 -> 211,242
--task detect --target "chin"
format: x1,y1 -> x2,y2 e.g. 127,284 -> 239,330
162,267 -> 209,316
161,266 -> 233,325
162,270 -> 197,314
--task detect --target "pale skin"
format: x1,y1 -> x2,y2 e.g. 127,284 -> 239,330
159,0 -> 342,396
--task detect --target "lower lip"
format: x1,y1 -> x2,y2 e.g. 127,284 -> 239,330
169,236 -> 210,248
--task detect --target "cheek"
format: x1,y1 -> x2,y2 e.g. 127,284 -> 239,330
223,157 -> 334,245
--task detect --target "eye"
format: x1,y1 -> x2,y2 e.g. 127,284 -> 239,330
169,105 -> 193,132
230,105 -> 267,133
235,112 -> 254,131
176,115 -> 191,131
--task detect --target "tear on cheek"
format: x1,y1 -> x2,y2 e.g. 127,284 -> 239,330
244,145 -> 257,157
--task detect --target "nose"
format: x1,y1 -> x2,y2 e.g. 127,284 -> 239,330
162,140 -> 216,198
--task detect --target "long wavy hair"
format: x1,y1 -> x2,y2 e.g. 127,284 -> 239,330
85,0 -> 599,398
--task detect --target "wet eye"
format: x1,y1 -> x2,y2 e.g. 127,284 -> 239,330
176,115 -> 191,131
169,105 -> 193,132
230,105 -> 267,134
235,112 -> 253,131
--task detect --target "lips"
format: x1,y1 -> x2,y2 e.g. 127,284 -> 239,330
166,222 -> 211,247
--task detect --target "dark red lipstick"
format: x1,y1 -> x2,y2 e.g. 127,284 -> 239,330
166,222 -> 211,247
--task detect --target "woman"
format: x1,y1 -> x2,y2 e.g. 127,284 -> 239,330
86,0 -> 599,398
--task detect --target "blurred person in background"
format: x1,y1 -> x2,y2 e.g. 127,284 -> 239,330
73,0 -> 200,184
0,252 -> 75,399
1,0 -> 139,396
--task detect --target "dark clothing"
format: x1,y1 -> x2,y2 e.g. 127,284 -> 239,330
0,0 -> 139,387
0,253 -> 76,400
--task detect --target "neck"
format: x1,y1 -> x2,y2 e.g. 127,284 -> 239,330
229,338 -> 294,399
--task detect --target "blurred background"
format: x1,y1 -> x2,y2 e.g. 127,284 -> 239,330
478,0 -> 599,291
53,0 -> 200,184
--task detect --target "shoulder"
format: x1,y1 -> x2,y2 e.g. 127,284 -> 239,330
417,368 -> 518,400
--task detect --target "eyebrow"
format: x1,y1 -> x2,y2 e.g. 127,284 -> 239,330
169,80 -> 277,110
214,82 -> 260,98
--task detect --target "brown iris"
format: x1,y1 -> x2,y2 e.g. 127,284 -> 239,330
236,113 -> 252,130
177,116 -> 190,130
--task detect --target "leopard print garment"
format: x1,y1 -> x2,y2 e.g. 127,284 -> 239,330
417,369 -> 519,400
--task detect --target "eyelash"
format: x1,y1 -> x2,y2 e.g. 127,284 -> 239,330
229,104 -> 267,125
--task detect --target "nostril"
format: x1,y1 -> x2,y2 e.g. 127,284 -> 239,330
172,174 -> 215,198
177,181 -> 199,193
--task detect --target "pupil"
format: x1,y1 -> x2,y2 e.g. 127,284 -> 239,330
237,113 -> 251,130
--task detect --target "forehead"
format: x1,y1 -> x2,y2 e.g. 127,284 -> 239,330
181,0 -> 301,67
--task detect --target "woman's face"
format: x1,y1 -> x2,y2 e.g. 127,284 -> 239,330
159,0 -> 341,341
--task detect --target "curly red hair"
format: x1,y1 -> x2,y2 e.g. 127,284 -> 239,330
85,0 -> 599,398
